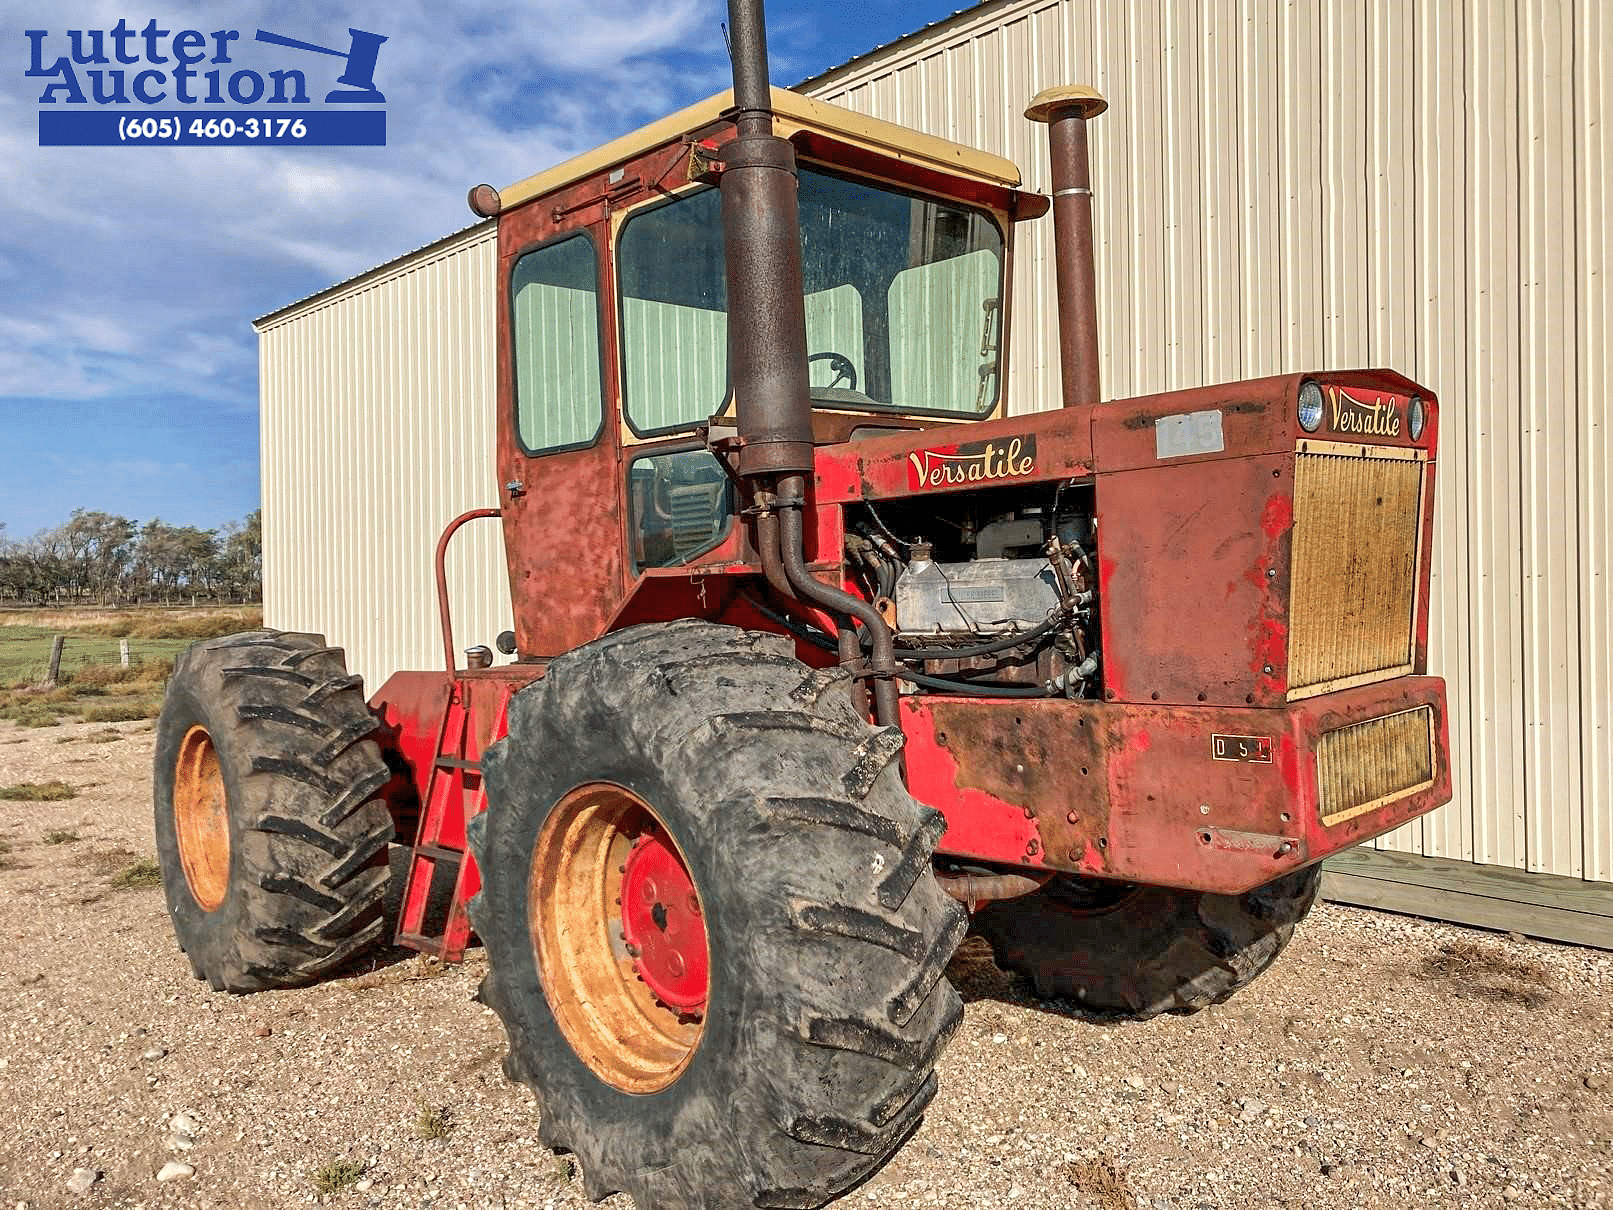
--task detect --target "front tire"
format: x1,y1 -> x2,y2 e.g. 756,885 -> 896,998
469,621 -> 966,1209
971,867 -> 1321,1019
153,630 -> 393,992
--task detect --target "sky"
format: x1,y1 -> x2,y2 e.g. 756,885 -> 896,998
0,0 -> 973,539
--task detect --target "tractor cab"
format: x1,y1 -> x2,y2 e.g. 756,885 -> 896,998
472,89 -> 1048,657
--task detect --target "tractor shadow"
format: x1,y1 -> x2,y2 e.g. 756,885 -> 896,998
326,845 -> 472,984
946,934 -> 1119,1025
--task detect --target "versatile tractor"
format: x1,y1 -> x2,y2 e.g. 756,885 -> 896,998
154,3 -> 1452,1207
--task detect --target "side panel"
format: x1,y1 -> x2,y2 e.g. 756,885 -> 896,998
901,676 -> 1451,895
1095,453 -> 1292,707
370,670 -> 453,818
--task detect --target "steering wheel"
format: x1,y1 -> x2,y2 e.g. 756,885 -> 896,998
807,351 -> 858,391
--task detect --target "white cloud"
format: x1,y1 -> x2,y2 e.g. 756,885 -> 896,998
0,0 -> 729,405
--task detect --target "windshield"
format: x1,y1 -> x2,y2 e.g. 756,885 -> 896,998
617,166 -> 1004,434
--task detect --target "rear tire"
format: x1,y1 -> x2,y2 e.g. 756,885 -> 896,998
153,630 -> 393,992
971,867 -> 1320,1019
469,621 -> 966,1210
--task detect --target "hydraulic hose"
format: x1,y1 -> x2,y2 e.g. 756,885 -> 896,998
900,669 -> 1051,698
746,592 -> 1053,699
775,473 -> 901,725
896,612 -> 1063,663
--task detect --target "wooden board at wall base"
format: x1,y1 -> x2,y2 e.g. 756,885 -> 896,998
1321,847 -> 1613,951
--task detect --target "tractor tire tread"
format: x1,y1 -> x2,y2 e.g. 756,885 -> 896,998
974,865 -> 1322,1020
154,630 -> 393,993
470,621 -> 964,1210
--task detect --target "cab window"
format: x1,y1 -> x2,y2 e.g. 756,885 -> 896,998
616,169 -> 1004,435
511,233 -> 604,453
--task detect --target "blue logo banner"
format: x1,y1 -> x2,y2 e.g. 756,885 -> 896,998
25,20 -> 389,147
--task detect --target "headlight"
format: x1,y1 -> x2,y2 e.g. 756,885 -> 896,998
1298,381 -> 1324,432
1408,395 -> 1426,439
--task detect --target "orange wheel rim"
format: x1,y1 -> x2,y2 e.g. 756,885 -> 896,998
173,725 -> 230,911
529,783 -> 708,1094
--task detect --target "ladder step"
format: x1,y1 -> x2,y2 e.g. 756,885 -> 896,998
413,843 -> 465,865
434,756 -> 482,772
394,931 -> 446,956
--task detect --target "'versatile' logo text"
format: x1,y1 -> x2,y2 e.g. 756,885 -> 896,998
1326,387 -> 1403,439
26,21 -> 388,146
907,436 -> 1037,490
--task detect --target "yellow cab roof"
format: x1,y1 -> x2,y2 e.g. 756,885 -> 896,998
497,86 -> 1025,212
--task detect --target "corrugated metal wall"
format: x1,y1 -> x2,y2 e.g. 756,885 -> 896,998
804,0 -> 1610,884
257,224 -> 509,691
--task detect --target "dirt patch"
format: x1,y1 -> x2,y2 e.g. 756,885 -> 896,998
0,719 -> 1608,1210
0,779 -> 77,800
1062,1155 -> 1137,1209
309,1156 -> 367,1195
77,845 -> 142,876
108,855 -> 162,890
1418,937 -> 1558,1009
343,954 -> 456,993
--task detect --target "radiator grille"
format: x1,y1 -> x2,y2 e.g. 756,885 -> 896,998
1317,707 -> 1435,825
1288,449 -> 1424,697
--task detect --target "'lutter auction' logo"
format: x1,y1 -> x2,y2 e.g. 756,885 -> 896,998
25,20 -> 388,146
1327,387 -> 1403,438
907,436 -> 1037,490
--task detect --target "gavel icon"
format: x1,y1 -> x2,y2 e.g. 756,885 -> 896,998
254,27 -> 387,103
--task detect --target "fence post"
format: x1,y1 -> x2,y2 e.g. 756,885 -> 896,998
120,638 -> 131,669
45,635 -> 65,687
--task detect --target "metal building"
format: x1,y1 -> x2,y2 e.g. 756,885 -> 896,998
256,0 -> 1611,944
255,222 -> 507,694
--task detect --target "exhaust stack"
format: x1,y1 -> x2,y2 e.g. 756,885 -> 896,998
720,0 -> 813,477
1026,86 -> 1107,408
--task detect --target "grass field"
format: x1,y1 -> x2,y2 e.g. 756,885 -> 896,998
0,606 -> 261,726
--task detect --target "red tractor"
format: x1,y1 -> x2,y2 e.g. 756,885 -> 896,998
153,3 -> 1451,1206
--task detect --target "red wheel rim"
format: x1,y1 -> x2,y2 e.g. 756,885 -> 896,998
620,826 -> 708,1014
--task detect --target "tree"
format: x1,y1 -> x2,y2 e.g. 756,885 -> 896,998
0,509 -> 259,604
62,511 -> 137,602
133,520 -> 219,601
0,530 -> 69,604
217,509 -> 262,601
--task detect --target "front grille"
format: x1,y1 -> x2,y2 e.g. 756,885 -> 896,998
1288,447 -> 1424,698
1316,707 -> 1435,825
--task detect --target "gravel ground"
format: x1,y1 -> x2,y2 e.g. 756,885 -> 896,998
0,718 -> 1609,1210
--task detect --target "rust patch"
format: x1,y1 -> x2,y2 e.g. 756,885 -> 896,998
922,698 -> 1114,871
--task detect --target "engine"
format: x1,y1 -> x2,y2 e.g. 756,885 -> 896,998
846,482 -> 1101,698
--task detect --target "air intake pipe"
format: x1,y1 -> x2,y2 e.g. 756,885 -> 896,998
1026,86 -> 1107,408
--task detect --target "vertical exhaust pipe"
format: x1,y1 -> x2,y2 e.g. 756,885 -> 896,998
1026,86 -> 1107,408
721,0 -> 813,477
722,0 -> 899,723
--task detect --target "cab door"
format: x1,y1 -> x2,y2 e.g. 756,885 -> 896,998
496,214 -> 628,659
